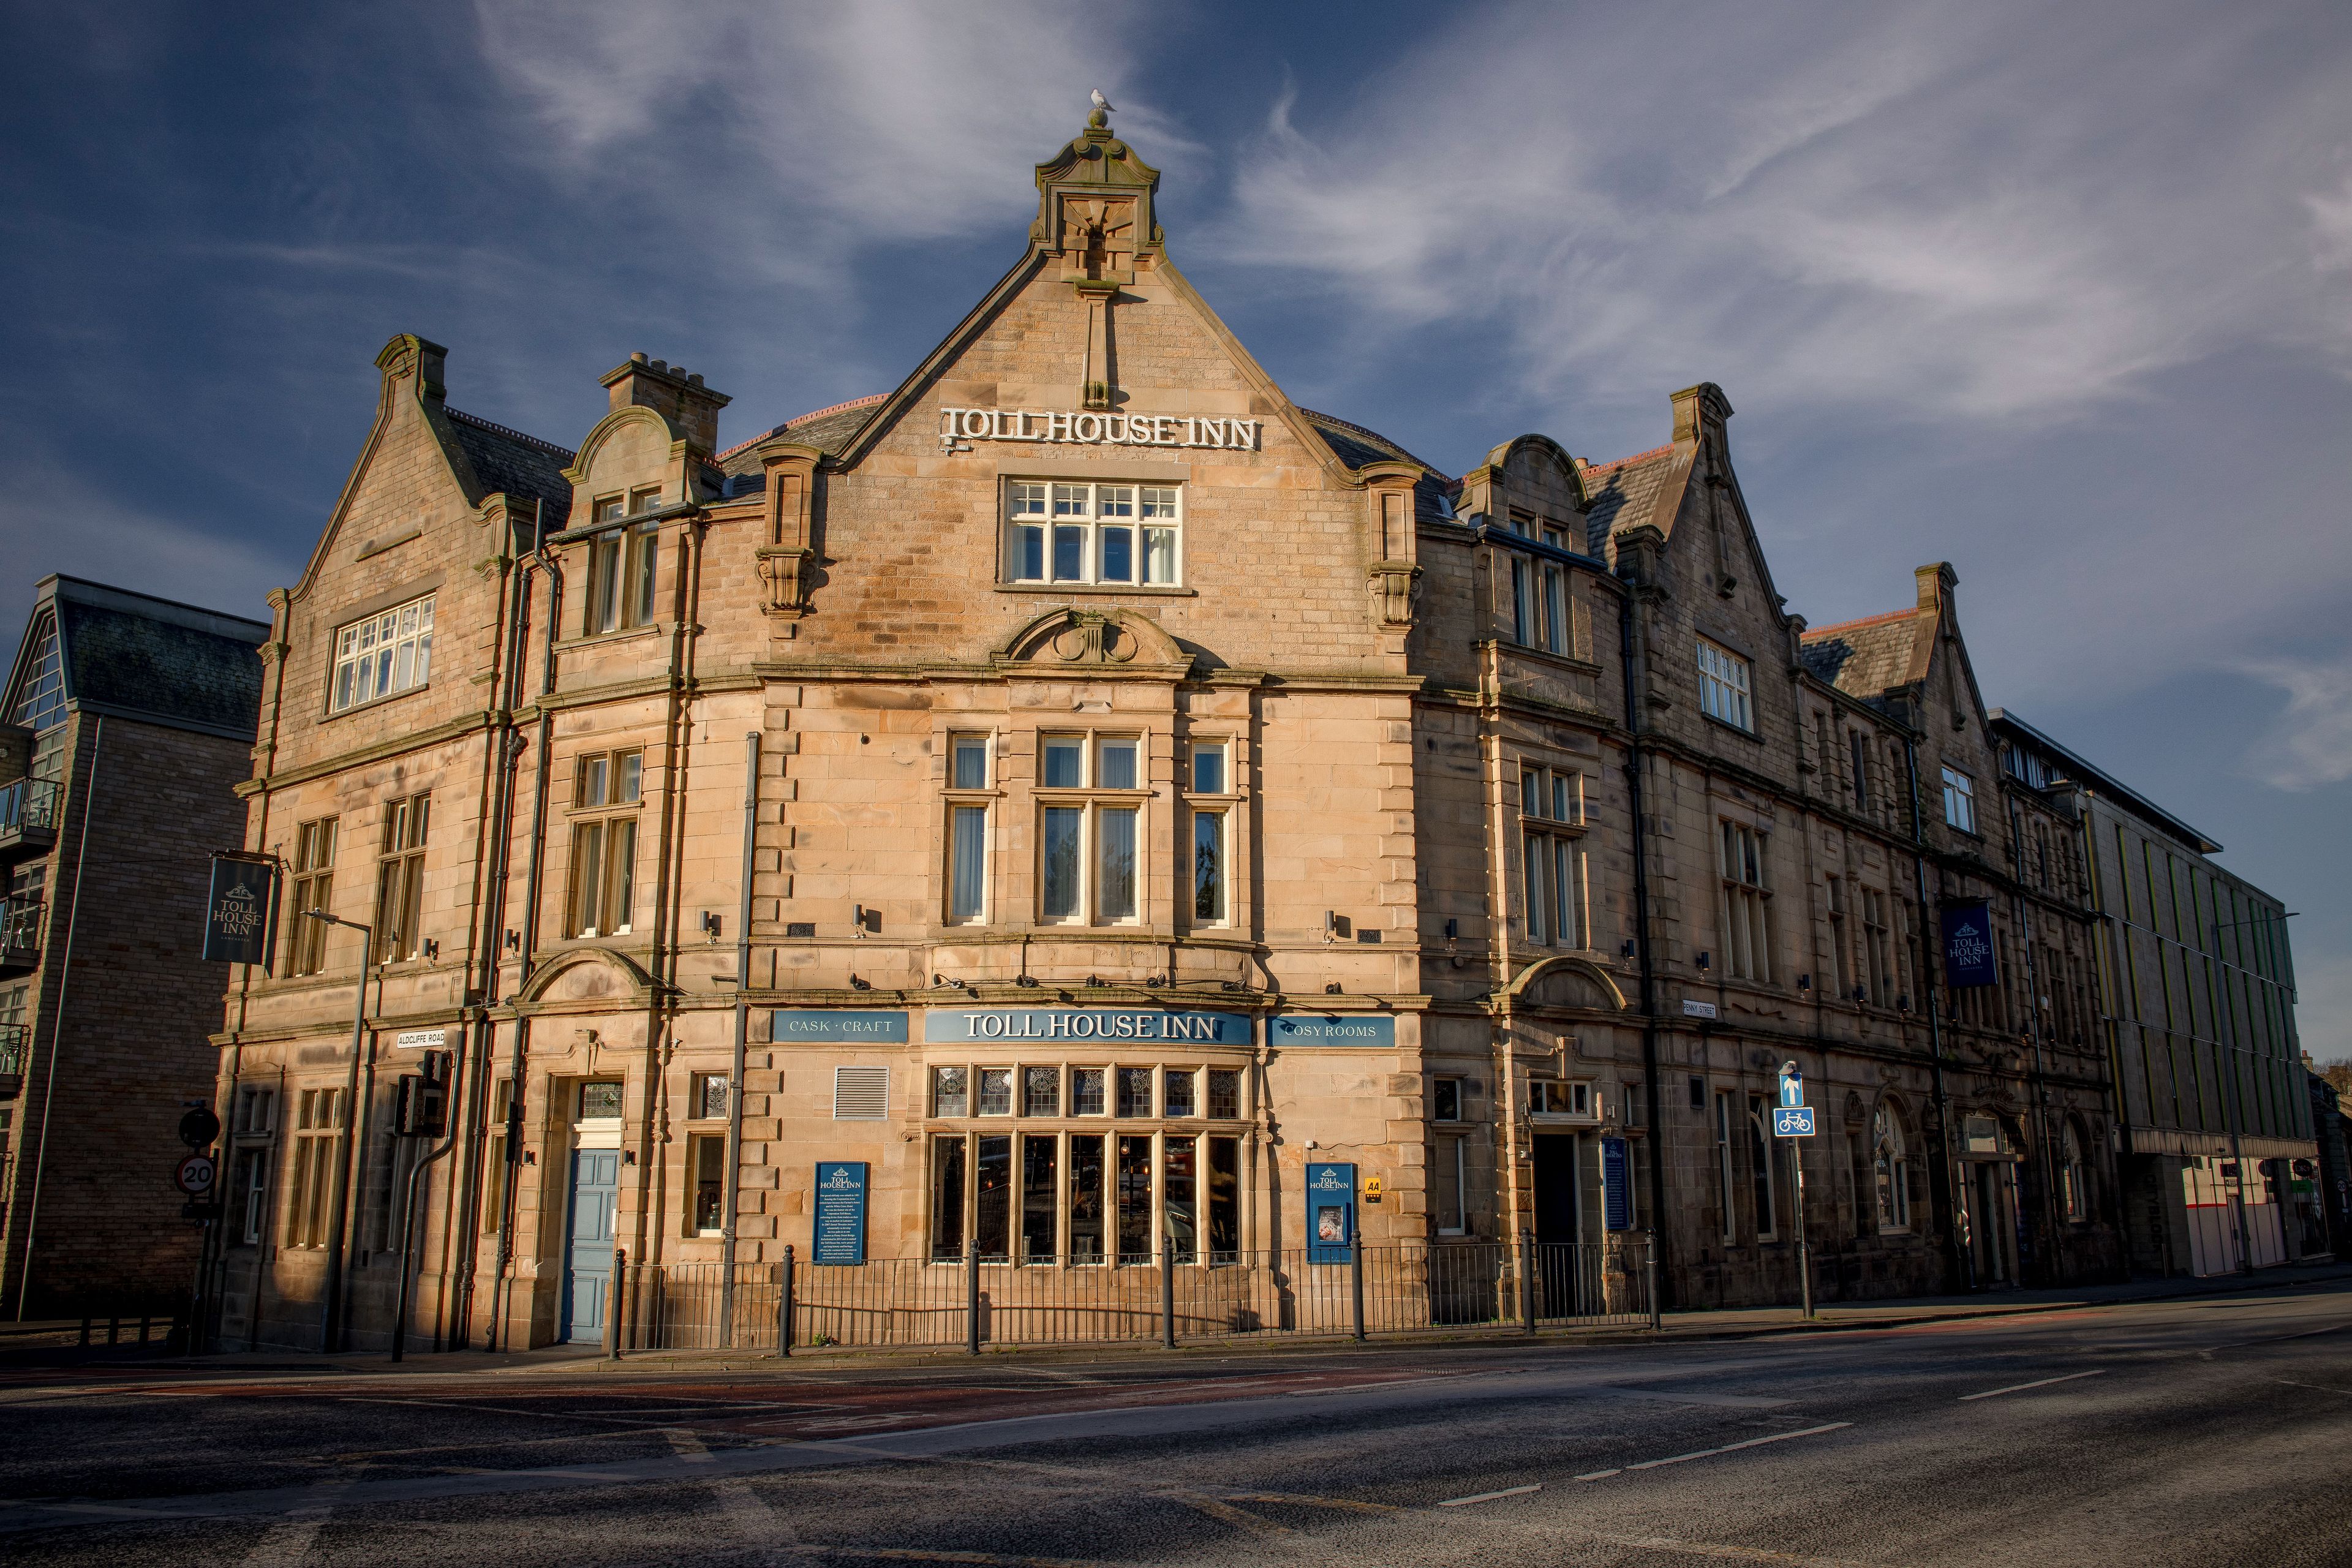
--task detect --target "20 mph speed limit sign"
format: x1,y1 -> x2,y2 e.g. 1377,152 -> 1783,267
175,1153 -> 217,1196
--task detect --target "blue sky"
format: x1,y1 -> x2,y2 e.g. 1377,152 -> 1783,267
4,2 -> 2348,1054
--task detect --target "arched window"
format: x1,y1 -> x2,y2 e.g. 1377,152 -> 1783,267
2060,1120 -> 2089,1224
1873,1104 -> 1911,1233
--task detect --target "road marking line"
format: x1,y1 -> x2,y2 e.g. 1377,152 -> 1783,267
2271,1378 -> 2352,1396
1958,1369 -> 2105,1401
1438,1483 -> 1541,1506
1619,1422 -> 1853,1472
1222,1491 -> 1400,1515
238,1476 -> 353,1567
1163,1492 -> 1291,1535
666,1428 -> 715,1463
1590,1531 -> 1875,1566
1574,1469 -> 1623,1482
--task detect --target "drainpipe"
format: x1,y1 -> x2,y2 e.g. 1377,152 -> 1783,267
2004,790 -> 2060,1285
1616,582 -> 1670,1306
1902,733 -> 1964,1292
489,546 -> 562,1350
718,734 -> 760,1343
12,715 -> 103,1319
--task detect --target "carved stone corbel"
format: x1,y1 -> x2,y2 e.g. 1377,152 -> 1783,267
758,546 -> 816,619
1367,560 -> 1422,630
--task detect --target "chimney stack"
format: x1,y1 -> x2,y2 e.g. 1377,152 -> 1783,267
600,352 -> 731,458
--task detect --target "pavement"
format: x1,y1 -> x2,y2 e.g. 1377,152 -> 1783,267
2,1264 -> 2350,1566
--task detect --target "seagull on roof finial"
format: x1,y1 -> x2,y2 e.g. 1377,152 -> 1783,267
1092,88 -> 1114,114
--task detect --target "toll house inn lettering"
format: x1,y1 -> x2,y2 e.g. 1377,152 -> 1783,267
938,407 -> 1261,451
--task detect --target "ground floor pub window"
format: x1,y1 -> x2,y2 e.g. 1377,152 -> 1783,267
932,1131 -> 1242,1265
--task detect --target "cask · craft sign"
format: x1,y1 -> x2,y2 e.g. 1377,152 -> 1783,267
202,853 -> 277,969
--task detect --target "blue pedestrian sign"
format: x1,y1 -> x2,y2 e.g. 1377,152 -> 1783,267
1773,1106 -> 1816,1137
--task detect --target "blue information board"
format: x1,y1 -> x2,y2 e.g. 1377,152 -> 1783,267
1602,1136 -> 1631,1232
1306,1162 -> 1356,1263
1773,1106 -> 1817,1137
813,1161 -> 868,1264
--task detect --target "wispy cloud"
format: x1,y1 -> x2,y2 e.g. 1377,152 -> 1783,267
2239,652 -> 2352,792
1213,4 -> 2352,425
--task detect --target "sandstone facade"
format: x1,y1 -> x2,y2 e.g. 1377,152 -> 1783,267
207,110 -> 2306,1352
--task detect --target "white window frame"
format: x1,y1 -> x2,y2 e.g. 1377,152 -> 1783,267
945,733 -> 994,926
1003,480 -> 1182,587
1942,764 -> 1977,834
330,593 -> 434,714
1874,1104 -> 1912,1232
1036,732 -> 1147,927
1695,637 -> 1754,731
1519,767 -> 1584,948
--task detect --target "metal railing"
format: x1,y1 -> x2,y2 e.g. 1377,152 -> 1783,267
0,1022 -> 27,1088
611,1236 -> 1655,1355
1,897 -> 40,967
0,777 -> 61,839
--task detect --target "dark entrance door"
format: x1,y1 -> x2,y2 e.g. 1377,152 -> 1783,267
1531,1134 -> 1591,1317
562,1148 -> 619,1343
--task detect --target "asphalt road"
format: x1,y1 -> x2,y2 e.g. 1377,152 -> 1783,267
4,1280 -> 2351,1567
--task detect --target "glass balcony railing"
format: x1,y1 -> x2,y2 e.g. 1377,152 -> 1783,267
0,776 -> 62,844
0,897 -> 39,970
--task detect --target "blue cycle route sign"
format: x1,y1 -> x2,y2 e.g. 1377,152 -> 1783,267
1773,1106 -> 1817,1137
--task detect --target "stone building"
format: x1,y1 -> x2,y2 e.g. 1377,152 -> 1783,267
210,107 -> 2269,1353
1991,712 -> 2320,1274
0,575 -> 267,1316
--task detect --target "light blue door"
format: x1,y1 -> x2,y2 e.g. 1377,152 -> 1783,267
563,1149 -> 619,1343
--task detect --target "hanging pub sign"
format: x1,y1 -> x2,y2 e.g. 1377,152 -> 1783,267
1940,899 -> 1999,989
202,852 -> 277,970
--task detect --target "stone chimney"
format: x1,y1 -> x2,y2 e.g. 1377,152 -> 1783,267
1670,382 -> 1733,445
1915,561 -> 1958,613
600,353 -> 732,458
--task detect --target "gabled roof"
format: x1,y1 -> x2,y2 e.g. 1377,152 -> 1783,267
6,576 -> 268,742
1576,443 -> 1686,556
446,409 -> 575,537
719,395 -> 891,481
1799,608 -> 1922,702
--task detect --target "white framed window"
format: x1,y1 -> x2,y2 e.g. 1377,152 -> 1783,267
1717,821 -> 1773,982
1186,739 -> 1232,928
331,594 -> 434,713
1036,733 -> 1145,925
1433,1076 -> 1464,1123
283,1087 -> 344,1248
1695,637 -> 1753,731
689,1072 -> 729,1122
946,734 -> 993,925
1941,765 -> 1977,834
1004,480 -> 1181,586
1520,767 -> 1583,947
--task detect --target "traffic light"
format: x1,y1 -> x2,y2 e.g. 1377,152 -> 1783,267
395,1050 -> 451,1137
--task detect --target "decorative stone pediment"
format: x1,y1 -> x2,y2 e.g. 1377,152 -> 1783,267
516,945 -> 656,1008
1498,955 -> 1629,1014
992,607 -> 1191,675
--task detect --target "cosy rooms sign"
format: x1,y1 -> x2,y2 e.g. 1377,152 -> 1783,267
940,407 -> 1262,451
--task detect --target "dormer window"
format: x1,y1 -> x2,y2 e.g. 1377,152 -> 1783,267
584,506 -> 658,635
1695,638 -> 1754,731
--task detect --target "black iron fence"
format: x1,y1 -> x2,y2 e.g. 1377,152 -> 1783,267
611,1236 -> 1656,1355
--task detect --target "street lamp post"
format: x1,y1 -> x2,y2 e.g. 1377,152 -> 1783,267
304,909 -> 374,1353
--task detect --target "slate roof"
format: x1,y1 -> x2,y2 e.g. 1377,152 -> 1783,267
447,409 -> 576,540
1575,444 -> 1684,556
1295,408 -> 1458,518
719,396 -> 891,489
1799,608 -> 1921,702
23,578 -> 270,741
